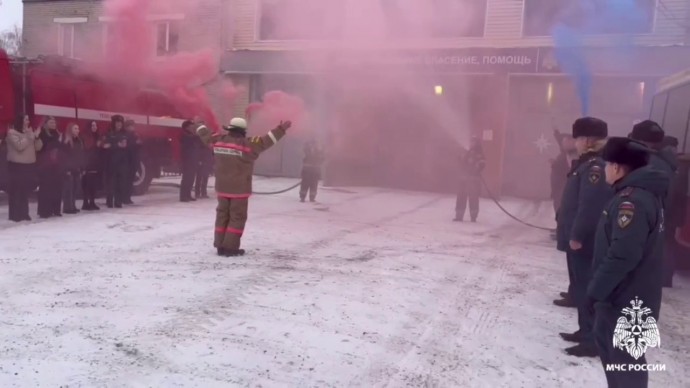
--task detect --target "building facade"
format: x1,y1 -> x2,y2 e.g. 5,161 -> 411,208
22,0 -> 690,198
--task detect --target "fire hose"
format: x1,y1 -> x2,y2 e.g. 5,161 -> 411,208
479,175 -> 554,231
158,176 -> 553,230
153,180 -> 302,195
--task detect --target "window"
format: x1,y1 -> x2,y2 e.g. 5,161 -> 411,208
649,92 -> 668,125
100,15 -> 182,57
54,18 -> 87,58
381,0 -> 487,38
659,83 -> 690,152
523,0 -> 656,37
156,22 -> 179,56
258,0 -> 344,40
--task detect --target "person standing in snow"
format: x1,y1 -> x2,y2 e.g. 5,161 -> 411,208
628,121 -> 677,288
194,116 -> 214,200
454,136 -> 485,222
6,115 -> 42,222
122,119 -> 141,205
179,120 -> 199,202
587,137 -> 665,388
299,138 -> 325,202
82,121 -> 102,211
103,115 -> 129,209
555,117 -> 613,358
196,117 -> 292,257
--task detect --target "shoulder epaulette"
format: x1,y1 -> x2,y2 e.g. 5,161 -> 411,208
619,187 -> 635,197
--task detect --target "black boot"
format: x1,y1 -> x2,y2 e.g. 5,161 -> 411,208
565,342 -> 598,357
559,330 -> 586,343
559,292 -> 569,299
553,298 -> 576,308
226,249 -> 245,257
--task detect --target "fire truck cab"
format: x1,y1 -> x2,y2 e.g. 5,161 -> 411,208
0,48 -> 189,195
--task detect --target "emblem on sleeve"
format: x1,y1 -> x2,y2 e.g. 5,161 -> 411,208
617,201 -> 635,228
588,165 -> 602,183
589,172 -> 601,184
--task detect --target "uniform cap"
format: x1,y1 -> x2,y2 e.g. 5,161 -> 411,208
602,137 -> 650,170
572,117 -> 608,138
630,120 -> 664,143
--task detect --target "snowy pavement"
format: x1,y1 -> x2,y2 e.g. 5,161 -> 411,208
0,177 -> 688,387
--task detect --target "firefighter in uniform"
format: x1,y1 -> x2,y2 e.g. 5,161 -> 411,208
555,117 -> 613,358
629,121 -> 678,287
196,117 -> 292,257
454,136 -> 485,222
300,139 -> 325,202
588,137 -> 667,388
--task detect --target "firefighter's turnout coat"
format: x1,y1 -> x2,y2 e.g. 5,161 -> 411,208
196,123 -> 287,250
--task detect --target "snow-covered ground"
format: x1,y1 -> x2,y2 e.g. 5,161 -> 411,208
0,176 -> 688,387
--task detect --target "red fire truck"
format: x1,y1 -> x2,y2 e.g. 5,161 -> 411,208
0,48 -> 201,195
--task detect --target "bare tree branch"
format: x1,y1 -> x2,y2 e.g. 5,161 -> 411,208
0,25 -> 23,56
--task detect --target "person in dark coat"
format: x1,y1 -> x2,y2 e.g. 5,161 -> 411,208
82,121 -> 102,211
300,139 -> 325,202
103,115 -> 129,208
629,121 -> 678,288
588,137 -> 667,388
36,116 -> 64,218
194,117 -> 213,199
454,136 -> 486,222
122,119 -> 141,205
555,117 -> 613,358
180,120 -> 199,202
61,123 -> 85,214
551,132 -> 578,304
662,136 -> 689,270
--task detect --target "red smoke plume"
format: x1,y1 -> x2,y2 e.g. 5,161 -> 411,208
93,0 -> 242,130
245,91 -> 307,135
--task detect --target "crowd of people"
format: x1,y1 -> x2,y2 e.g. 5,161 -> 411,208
3,114 -> 141,222
548,117 -> 688,387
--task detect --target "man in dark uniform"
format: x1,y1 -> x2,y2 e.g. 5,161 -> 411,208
663,136 -> 689,271
454,136 -> 485,222
103,115 -> 129,208
588,137 -> 667,388
555,117 -> 613,358
194,116 -> 214,200
179,120 -> 198,202
123,119 -> 141,205
629,121 -> 677,287
300,138 -> 325,202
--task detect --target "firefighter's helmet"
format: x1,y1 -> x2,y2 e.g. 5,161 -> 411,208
223,117 -> 247,131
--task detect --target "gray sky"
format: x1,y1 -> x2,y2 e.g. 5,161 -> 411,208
0,0 -> 23,31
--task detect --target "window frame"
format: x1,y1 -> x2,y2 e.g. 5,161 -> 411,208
155,21 -> 180,57
53,17 -> 88,59
99,14 -> 184,57
520,0 -> 659,38
254,0 -> 346,42
651,83 -> 690,153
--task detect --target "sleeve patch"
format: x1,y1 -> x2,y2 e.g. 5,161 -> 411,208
588,169 -> 601,184
617,201 -> 635,228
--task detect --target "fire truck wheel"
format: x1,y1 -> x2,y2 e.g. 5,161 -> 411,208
133,160 -> 154,196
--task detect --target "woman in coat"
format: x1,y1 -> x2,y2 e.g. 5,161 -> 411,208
36,116 -> 64,218
5,115 -> 42,222
61,122 -> 85,214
